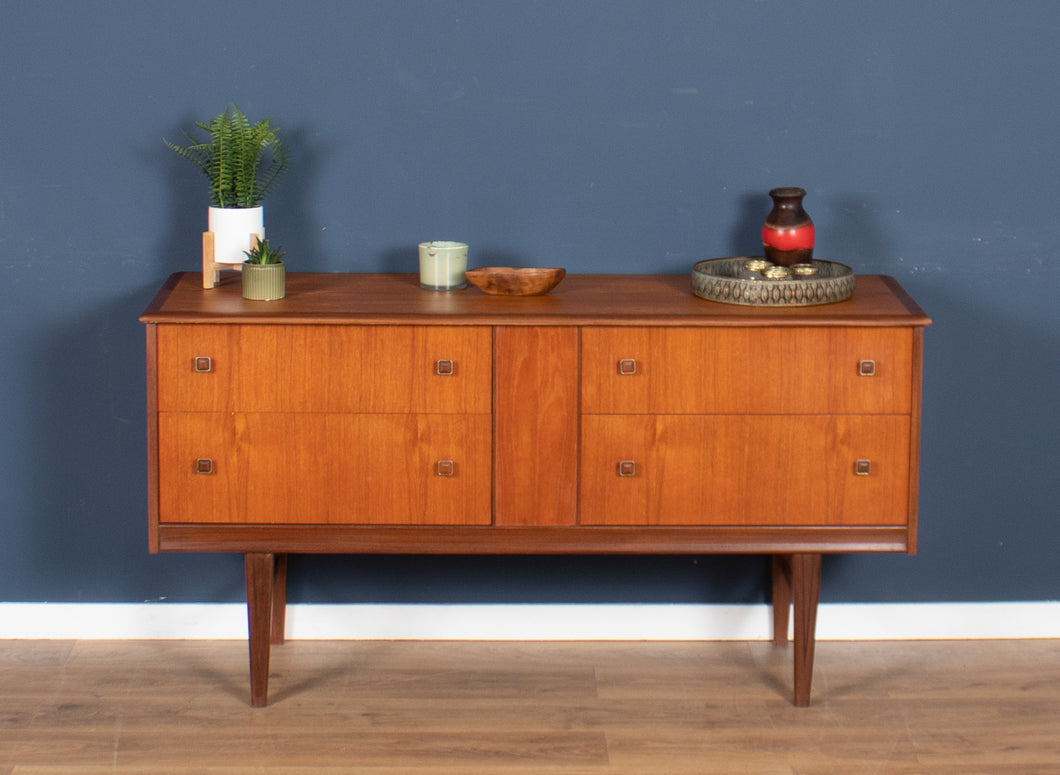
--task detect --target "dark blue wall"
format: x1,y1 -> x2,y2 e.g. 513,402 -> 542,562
1,1 -> 1057,605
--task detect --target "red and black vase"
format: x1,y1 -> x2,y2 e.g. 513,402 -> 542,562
761,187 -> 815,267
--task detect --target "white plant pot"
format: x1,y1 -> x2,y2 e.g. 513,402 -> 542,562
208,206 -> 265,265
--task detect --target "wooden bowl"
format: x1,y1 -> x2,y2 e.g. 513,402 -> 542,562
464,267 -> 566,296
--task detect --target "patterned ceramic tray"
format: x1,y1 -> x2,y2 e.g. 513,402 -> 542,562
691,257 -> 855,307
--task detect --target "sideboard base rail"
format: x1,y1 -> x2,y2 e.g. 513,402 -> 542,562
158,525 -> 911,555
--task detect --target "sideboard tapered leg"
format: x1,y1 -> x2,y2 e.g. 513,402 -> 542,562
791,553 -> 822,707
771,555 -> 793,646
245,552 -> 276,707
270,553 -> 288,645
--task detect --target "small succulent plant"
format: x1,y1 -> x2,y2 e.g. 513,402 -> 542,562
243,238 -> 286,265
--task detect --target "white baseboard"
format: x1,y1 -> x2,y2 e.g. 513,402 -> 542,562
1,602 -> 1057,641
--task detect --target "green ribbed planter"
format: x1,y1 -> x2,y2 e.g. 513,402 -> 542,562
241,261 -> 285,300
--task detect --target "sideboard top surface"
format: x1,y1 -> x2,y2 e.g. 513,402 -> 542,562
141,272 -> 930,327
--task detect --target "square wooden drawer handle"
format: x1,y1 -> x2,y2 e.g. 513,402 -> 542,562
435,360 -> 455,376
854,459 -> 872,476
618,359 -> 637,375
618,460 -> 637,477
194,356 -> 213,373
195,458 -> 214,475
858,359 -> 876,376
436,460 -> 456,477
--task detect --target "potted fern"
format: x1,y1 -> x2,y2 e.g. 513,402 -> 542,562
242,239 -> 286,300
165,104 -> 289,265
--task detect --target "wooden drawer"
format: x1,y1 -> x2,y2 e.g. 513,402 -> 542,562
581,328 -> 913,415
156,325 -> 491,414
579,415 -> 911,526
158,412 -> 491,525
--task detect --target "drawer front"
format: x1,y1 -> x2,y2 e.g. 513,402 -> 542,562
158,413 -> 491,525
157,325 -> 491,414
581,328 -> 913,415
579,415 -> 911,526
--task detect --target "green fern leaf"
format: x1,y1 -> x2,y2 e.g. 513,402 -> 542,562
165,104 -> 288,209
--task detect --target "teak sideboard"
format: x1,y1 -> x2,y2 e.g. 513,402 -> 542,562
141,272 -> 930,707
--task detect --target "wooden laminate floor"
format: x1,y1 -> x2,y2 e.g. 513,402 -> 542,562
1,638 -> 1057,773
